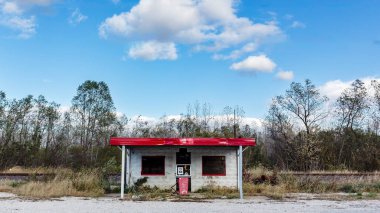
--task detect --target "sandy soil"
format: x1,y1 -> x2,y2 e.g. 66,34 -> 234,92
0,193 -> 379,213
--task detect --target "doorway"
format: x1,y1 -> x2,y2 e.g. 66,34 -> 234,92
176,148 -> 191,191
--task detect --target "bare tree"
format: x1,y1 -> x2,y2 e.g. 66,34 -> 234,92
272,79 -> 328,170
265,102 -> 296,169
336,79 -> 368,130
371,80 -> 380,135
71,80 -> 116,162
276,79 -> 328,134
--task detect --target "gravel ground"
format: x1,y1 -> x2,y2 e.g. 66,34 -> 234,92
0,193 -> 379,213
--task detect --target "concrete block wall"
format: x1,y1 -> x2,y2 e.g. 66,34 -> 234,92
129,147 -> 177,190
129,147 -> 238,192
188,147 -> 238,191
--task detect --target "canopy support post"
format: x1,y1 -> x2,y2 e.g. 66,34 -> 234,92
239,145 -> 243,199
121,146 -> 125,199
126,148 -> 130,188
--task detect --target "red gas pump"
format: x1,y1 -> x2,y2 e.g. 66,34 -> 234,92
178,177 -> 189,195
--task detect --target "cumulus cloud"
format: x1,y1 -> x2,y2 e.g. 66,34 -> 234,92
0,0 -> 57,38
128,41 -> 178,61
319,77 -> 380,102
230,55 -> 276,72
68,8 -> 87,25
99,0 -> 283,60
276,70 -> 294,80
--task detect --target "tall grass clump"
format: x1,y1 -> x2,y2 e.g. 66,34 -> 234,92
243,167 -> 380,199
13,168 -> 104,198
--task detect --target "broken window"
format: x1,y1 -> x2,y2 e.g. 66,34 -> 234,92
141,156 -> 165,175
202,156 -> 226,176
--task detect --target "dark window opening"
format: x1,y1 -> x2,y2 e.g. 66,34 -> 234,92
141,156 -> 165,175
202,156 -> 226,176
176,148 -> 191,164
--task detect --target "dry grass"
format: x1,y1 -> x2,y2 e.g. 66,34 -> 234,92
2,166 -> 379,200
0,180 -> 19,192
0,166 -> 57,174
242,166 -> 380,199
278,173 -> 380,193
243,183 -> 286,199
196,186 -> 239,199
246,166 -> 275,179
0,169 -> 104,198
125,186 -> 173,201
281,170 -> 380,175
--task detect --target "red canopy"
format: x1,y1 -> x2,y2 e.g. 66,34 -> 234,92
110,138 -> 255,147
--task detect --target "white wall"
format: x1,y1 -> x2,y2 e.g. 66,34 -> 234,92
129,147 -> 238,192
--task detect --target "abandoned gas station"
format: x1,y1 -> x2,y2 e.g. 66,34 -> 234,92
109,138 -> 256,199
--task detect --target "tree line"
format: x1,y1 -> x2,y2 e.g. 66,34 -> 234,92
263,79 -> 380,171
0,79 -> 379,171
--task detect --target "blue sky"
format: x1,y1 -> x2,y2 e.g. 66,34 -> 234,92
0,0 -> 379,120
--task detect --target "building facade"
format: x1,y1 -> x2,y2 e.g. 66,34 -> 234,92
109,138 -> 255,198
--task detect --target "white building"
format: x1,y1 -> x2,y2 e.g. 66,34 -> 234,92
110,138 -> 256,199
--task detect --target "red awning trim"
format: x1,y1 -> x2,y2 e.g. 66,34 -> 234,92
109,138 -> 255,147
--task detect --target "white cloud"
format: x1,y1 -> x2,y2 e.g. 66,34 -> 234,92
125,114 -> 264,131
0,0 -> 57,38
99,0 -> 201,41
0,15 -> 36,38
2,1 -> 22,14
99,0 -> 283,60
319,77 -> 380,102
132,115 -> 157,123
58,105 -> 70,114
128,41 -> 178,61
276,70 -> 294,80
213,42 -> 257,60
291,21 -> 305,29
1,0 -> 57,11
230,55 -> 276,72
241,117 -> 264,130
112,0 -> 120,4
319,80 -> 350,101
68,8 -> 87,25
17,0 -> 57,7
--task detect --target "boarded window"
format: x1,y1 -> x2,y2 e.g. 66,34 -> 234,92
141,156 -> 165,175
176,148 -> 191,164
202,156 -> 226,176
